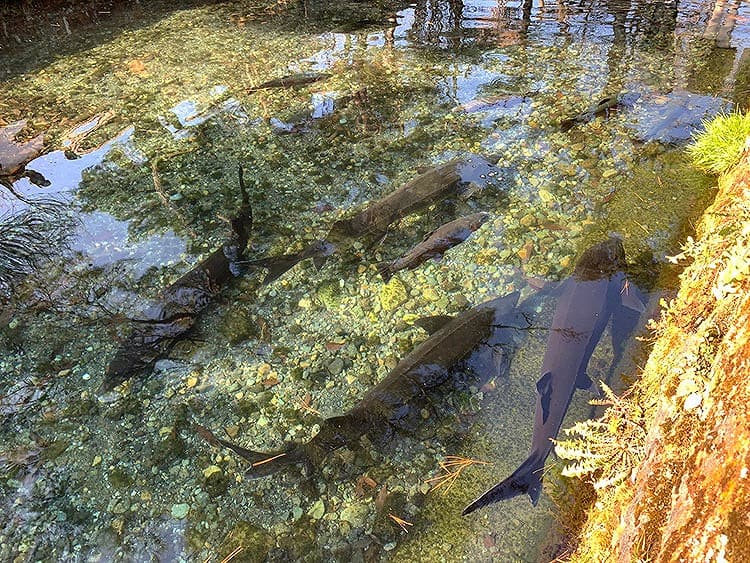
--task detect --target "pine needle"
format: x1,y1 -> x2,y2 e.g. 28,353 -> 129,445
425,455 -> 491,494
388,513 -> 413,533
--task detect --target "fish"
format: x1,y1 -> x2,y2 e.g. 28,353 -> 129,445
462,237 -> 645,514
248,155 -> 503,283
243,239 -> 335,285
560,95 -> 621,132
100,166 -> 253,393
328,155 -> 500,242
197,290 -> 529,478
376,212 -> 490,282
248,72 -> 331,92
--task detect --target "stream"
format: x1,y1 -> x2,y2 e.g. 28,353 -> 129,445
1,0 -> 748,561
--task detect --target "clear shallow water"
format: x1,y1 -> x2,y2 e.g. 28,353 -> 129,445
0,0 -> 746,561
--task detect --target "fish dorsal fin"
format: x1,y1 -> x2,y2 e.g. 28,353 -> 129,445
536,371 -> 553,425
620,279 -> 646,313
414,314 -> 455,335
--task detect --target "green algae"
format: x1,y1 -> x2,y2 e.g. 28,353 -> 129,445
379,277 -> 409,311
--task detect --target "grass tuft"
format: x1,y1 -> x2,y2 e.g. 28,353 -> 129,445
688,111 -> 750,175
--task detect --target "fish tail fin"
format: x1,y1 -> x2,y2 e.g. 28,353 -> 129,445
376,261 -> 393,282
243,255 -> 296,284
560,117 -> 578,132
194,424 -> 298,478
462,454 -> 544,515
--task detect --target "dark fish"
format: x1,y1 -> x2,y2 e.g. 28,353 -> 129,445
463,237 -> 645,514
248,72 -> 331,92
243,239 -> 335,285
376,212 -> 490,282
329,155 -> 500,242
197,291 -> 527,478
560,95 -> 621,132
249,155 -> 502,282
100,166 -> 253,393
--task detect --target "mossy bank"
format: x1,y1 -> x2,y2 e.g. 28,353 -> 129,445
561,128 -> 750,561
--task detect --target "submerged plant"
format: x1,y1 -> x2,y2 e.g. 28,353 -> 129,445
0,202 -> 74,296
688,111 -> 750,174
554,383 -> 647,490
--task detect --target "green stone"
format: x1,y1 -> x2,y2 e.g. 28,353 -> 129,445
379,278 -> 408,311
171,503 -> 190,519
308,499 -> 325,519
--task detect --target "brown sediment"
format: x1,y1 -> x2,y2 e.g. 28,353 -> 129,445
562,146 -> 750,562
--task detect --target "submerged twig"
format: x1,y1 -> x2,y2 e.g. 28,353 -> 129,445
150,153 -> 197,238
425,455 -> 491,494
220,545 -> 244,563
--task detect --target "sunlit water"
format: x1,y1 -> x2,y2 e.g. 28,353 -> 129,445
0,0 -> 747,561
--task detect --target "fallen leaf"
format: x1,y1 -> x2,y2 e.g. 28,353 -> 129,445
127,59 -> 147,75
374,484 -> 389,512
355,475 -> 378,498
262,375 -> 279,387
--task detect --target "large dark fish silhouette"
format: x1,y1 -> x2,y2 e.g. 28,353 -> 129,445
197,290 -> 528,477
463,237 -> 645,514
100,167 -> 253,392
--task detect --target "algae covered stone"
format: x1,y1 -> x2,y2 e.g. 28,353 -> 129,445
218,521 -> 274,562
316,279 -> 342,309
170,503 -> 190,519
379,278 -> 408,311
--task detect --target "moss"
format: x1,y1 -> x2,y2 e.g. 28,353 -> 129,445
688,111 -> 750,174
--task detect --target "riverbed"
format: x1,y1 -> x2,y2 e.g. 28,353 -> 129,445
0,0 -> 746,561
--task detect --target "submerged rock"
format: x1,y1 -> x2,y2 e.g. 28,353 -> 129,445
379,278 -> 408,311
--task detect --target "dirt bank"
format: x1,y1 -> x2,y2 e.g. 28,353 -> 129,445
566,142 -> 750,562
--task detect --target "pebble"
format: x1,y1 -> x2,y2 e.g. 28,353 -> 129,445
339,504 -> 369,527
328,358 -> 344,376
538,189 -> 554,203
422,287 -> 440,302
110,499 -> 130,514
202,465 -> 222,479
171,503 -> 190,519
308,499 -> 325,519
